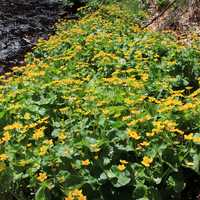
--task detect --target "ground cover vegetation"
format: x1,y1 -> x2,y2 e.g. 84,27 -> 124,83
0,1 -> 200,199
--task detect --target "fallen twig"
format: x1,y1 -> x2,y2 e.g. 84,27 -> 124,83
142,0 -> 177,28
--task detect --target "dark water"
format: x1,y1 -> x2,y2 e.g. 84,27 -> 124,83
0,0 -> 79,70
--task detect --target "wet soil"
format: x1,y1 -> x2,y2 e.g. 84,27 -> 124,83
0,0 -> 80,71
181,167 -> 200,200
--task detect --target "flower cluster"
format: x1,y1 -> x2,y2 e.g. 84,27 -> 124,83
65,189 -> 86,200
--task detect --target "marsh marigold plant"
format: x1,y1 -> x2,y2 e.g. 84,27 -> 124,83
0,2 -> 199,200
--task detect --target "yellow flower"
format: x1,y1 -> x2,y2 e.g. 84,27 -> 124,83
1,131 -> 11,143
65,197 -> 73,200
148,97 -> 160,104
32,127 -> 45,140
137,115 -> 151,123
72,189 -> 83,196
19,159 -> 29,167
59,107 -> 68,113
146,132 -> 155,137
193,137 -> 200,143
189,88 -> 200,98
58,131 -> 66,141
38,146 -> 48,156
102,109 -> 109,116
128,129 -> 140,140
71,28 -> 85,35
141,156 -> 153,167
120,160 -> 128,165
24,113 -> 31,120
0,154 -> 8,161
179,103 -> 195,111
132,25 -> 141,33
37,172 -> 47,182
4,122 -> 22,131
117,164 -> 126,171
163,97 -> 182,107
171,128 -> 184,135
43,139 -> 53,145
137,141 -> 150,149
134,50 -> 143,61
184,133 -> 193,141
124,98 -> 134,105
139,141 -> 150,147
27,143 -> 32,147
122,115 -> 131,121
141,73 -> 149,81
65,189 -> 87,200
37,117 -> 49,124
185,161 -> 194,166
58,176 -> 65,183
79,195 -> 87,200
90,144 -> 100,153
82,159 -> 90,166
127,120 -> 137,127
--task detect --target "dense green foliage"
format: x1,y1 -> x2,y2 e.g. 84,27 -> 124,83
0,2 -> 200,200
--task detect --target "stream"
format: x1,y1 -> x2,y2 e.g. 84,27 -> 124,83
0,0 -> 80,72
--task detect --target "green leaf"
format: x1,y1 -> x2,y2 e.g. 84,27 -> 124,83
162,148 -> 178,172
133,184 -> 148,199
35,184 -> 47,200
167,173 -> 185,193
110,120 -> 125,128
103,157 -> 111,166
192,154 -> 199,173
173,173 -> 185,193
113,173 -> 131,187
63,175 -> 84,187
105,170 -> 116,179
0,111 -> 5,119
99,172 -> 108,181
